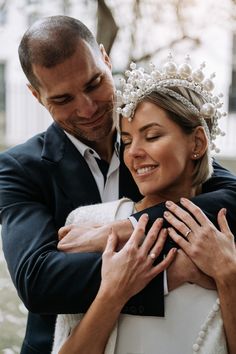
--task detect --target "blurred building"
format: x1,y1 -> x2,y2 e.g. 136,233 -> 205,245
0,0 -> 96,147
0,0 -> 235,170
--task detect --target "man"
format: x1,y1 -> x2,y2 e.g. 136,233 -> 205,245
0,15 -> 235,353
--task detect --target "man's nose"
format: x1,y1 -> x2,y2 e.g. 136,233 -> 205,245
76,94 -> 98,119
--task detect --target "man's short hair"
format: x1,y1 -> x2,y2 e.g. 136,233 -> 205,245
18,15 -> 100,89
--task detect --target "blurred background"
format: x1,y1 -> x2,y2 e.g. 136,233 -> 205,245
0,0 -> 236,352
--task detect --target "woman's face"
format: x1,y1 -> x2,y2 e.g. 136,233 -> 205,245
121,101 -> 196,201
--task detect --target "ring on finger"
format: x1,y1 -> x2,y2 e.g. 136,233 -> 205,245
185,229 -> 191,238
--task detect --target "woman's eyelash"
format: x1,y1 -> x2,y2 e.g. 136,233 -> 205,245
146,135 -> 160,140
122,140 -> 131,146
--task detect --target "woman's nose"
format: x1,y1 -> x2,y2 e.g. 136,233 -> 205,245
128,142 -> 145,158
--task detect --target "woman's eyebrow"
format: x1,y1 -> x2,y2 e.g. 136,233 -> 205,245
121,122 -> 162,136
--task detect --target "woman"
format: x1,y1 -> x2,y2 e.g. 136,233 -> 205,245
53,54 -> 236,353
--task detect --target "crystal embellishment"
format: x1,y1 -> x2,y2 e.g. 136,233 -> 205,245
116,53 -> 226,152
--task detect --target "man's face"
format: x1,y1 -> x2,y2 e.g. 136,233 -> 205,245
30,40 -> 115,144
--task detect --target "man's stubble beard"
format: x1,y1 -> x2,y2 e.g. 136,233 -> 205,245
75,115 -> 114,143
62,107 -> 115,144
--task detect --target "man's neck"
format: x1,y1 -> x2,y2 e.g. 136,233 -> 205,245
89,130 -> 116,163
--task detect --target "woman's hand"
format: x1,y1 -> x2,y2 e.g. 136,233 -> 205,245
99,214 -> 177,305
164,198 -> 236,282
58,216 -> 176,354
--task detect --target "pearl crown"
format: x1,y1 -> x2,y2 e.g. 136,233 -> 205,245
116,53 -> 226,152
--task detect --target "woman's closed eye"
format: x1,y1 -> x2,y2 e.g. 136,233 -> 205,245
146,134 -> 161,141
122,139 -> 132,147
121,134 -> 161,147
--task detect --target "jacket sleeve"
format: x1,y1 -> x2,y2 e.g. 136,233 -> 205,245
132,160 -> 236,249
0,151 -> 164,316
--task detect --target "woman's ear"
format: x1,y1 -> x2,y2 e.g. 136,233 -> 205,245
191,126 -> 208,160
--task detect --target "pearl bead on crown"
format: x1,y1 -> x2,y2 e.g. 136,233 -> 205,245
116,53 -> 226,153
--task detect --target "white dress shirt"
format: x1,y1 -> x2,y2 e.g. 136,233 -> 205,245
65,132 -> 120,202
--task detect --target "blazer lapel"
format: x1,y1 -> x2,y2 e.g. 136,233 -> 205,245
41,123 -> 101,209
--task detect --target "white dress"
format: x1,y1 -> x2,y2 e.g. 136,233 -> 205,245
52,198 -> 227,354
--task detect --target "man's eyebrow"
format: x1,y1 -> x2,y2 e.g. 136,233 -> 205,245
47,73 -> 102,100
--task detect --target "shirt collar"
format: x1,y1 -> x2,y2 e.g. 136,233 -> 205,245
114,131 -> 120,157
64,131 -> 120,159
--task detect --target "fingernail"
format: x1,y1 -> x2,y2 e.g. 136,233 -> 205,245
222,208 -> 227,215
156,217 -> 163,223
172,248 -> 177,253
165,201 -> 172,208
180,197 -> 187,204
167,227 -> 172,233
164,211 -> 170,217
142,213 -> 149,220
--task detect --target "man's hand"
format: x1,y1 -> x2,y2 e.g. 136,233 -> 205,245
167,249 -> 216,291
57,219 -> 134,253
58,224 -> 111,252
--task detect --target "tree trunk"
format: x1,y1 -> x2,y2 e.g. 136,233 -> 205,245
96,0 -> 119,55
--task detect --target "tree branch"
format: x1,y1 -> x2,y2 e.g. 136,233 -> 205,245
131,35 -> 201,63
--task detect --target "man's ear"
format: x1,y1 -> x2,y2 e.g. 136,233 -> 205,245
27,83 -> 42,104
99,43 -> 112,70
191,126 -> 208,159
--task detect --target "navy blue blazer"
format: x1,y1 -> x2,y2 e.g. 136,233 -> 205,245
0,122 -> 236,353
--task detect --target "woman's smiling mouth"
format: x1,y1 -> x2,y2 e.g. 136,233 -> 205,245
135,165 -> 158,176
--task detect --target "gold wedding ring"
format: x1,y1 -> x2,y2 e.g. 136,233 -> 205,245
185,229 -> 191,238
